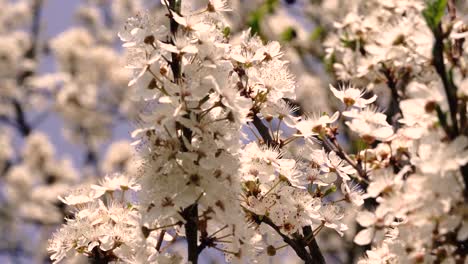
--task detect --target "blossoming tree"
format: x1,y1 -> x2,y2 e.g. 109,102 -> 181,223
1,0 -> 468,263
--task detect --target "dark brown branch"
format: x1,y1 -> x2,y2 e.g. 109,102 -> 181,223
380,66 -> 403,128
19,0 -> 43,80
155,230 -> 166,252
303,226 -> 326,264
325,136 -> 367,183
166,1 -> 201,263
429,10 -> 468,202
181,203 -> 199,264
460,99 -> 467,134
85,148 -> 98,168
12,99 -> 31,136
89,247 -> 117,264
435,104 -> 452,138
11,0 -> 44,137
168,0 -> 182,82
253,214 -> 314,263
252,114 -> 275,146
431,23 -> 459,138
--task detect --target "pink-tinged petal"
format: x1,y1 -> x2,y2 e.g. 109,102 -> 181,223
181,45 -> 198,54
356,211 -> 376,227
158,41 -> 179,53
354,228 -> 374,245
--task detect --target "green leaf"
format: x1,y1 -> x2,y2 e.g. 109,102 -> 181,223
323,184 -> 337,197
307,183 -> 314,195
280,27 -> 297,42
352,138 -> 368,153
266,0 -> 279,13
248,10 -> 263,35
310,26 -> 325,41
340,37 -> 365,54
223,26 -> 231,38
247,0 -> 279,36
323,53 -> 335,74
423,0 -> 448,31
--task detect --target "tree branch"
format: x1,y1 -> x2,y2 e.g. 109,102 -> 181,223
253,214 -> 314,263
252,114 -> 275,146
168,0 -> 182,82
326,136 -> 367,181
303,226 -> 326,264
19,0 -> 43,80
428,6 -> 468,202
250,111 -> 325,264
12,99 -> 31,137
10,0 -> 44,137
431,23 -> 459,137
155,230 -> 166,252
380,66 -> 403,128
181,203 -> 199,264
166,1 -> 202,263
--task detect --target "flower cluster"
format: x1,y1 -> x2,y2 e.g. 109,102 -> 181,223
46,0 -> 468,263
49,0 -> 365,262
0,0 -> 153,261
327,0 -> 468,263
48,174 -> 146,263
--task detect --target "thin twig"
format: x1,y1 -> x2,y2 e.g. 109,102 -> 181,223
327,136 -> 367,180
155,230 -> 166,252
431,23 -> 459,137
250,112 -> 325,264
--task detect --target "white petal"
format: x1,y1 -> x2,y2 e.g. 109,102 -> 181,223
99,235 -> 115,251
329,84 -> 342,99
230,53 -> 247,63
374,126 -> 394,140
329,111 -> 340,123
172,13 -> 187,26
88,241 -> 99,252
181,45 -> 198,54
356,211 -> 376,227
158,41 -> 179,53
353,228 -> 374,245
